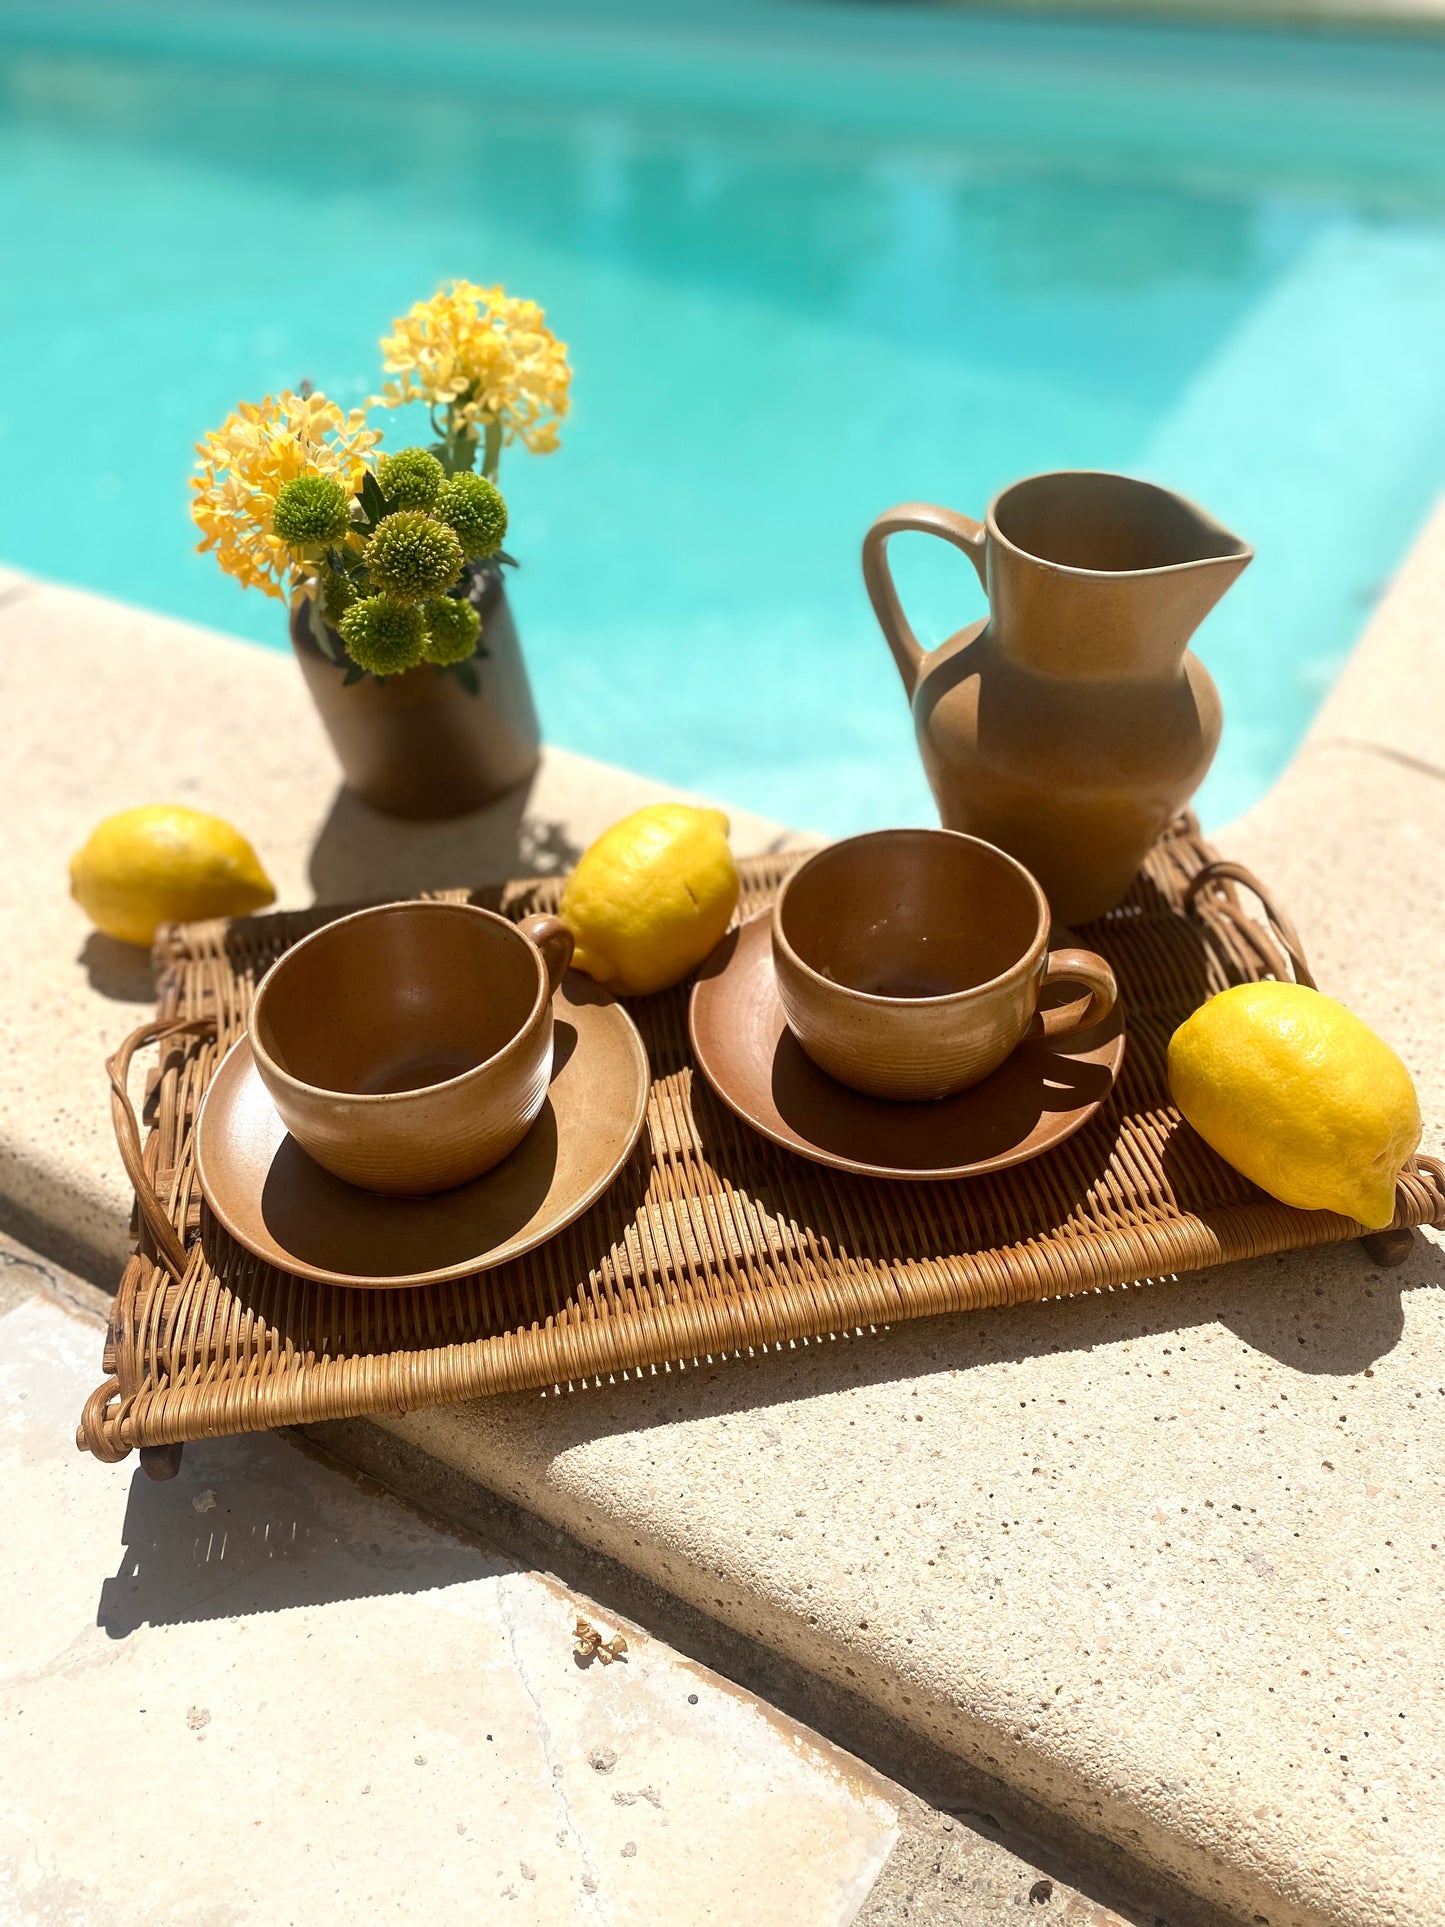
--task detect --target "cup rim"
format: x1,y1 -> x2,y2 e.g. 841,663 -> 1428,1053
772,827 -> 1050,1008
985,469 -> 1254,580
248,899 -> 549,1106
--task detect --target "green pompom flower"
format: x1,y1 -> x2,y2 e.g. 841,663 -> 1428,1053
317,566 -> 357,626
338,593 -> 427,677
421,596 -> 483,666
377,446 -> 445,511
435,471 -> 508,560
272,475 -> 352,548
364,510 -> 464,601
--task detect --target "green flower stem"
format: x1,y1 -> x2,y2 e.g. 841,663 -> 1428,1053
482,419 -> 503,482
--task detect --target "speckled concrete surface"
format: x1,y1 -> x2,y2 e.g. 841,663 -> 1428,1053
0,572 -> 798,1277
375,505 -> 1445,1927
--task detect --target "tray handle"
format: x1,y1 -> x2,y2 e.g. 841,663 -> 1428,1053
1184,859 -> 1317,991
106,1015 -> 217,1283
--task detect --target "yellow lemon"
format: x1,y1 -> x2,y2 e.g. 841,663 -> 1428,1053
1167,980 -> 1420,1231
70,805 -> 276,946
560,804 -> 740,996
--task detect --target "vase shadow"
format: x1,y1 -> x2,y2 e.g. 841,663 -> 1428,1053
306,777 -> 581,905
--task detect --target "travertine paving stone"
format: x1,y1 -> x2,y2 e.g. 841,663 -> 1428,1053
0,1263 -> 899,1927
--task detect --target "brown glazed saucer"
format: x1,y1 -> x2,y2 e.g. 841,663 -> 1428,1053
195,972 -> 649,1288
689,912 -> 1125,1182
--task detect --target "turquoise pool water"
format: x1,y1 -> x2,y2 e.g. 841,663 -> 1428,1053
3,1 -> 1445,832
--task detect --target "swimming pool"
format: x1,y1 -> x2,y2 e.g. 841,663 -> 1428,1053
4,0 -> 1445,832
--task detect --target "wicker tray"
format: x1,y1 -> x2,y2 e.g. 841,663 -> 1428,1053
78,817 -> 1445,1474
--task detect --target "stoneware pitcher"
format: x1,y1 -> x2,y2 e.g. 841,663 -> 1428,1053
863,471 -> 1252,923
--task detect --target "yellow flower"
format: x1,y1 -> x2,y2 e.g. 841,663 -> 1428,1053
376,280 -> 571,458
190,391 -> 381,598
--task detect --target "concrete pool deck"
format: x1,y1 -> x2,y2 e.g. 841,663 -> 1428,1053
2,511 -> 1444,1924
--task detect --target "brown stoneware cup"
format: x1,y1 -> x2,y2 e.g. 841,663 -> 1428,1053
248,901 -> 574,1195
771,829 -> 1117,1101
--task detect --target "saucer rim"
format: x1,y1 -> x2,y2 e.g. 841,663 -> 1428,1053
688,909 -> 1125,1183
194,979 -> 650,1289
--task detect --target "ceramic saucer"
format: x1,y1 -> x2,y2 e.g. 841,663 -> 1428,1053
195,972 -> 650,1288
688,911 -> 1125,1182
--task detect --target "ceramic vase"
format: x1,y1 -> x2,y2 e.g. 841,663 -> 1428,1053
291,569 -> 541,821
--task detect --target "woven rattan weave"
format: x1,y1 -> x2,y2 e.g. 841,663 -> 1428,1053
78,818 -> 1445,1471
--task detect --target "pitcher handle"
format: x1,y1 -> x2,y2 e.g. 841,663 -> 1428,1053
862,502 -> 988,699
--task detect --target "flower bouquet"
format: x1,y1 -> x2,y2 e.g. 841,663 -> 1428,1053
191,282 -> 571,819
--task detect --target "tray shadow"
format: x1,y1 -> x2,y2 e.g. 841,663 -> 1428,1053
1157,1124 -> 1435,1375
502,1223 -> 1442,1456
96,1430 -> 501,1639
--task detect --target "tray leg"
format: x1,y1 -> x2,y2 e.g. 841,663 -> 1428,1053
1360,1227 -> 1416,1268
140,1443 -> 184,1481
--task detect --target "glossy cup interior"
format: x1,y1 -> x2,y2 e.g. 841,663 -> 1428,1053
253,903 -> 542,1098
776,831 -> 1044,1002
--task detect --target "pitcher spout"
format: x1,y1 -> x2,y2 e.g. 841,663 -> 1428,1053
1148,490 -> 1254,637
1152,534 -> 1254,673
986,471 -> 1253,680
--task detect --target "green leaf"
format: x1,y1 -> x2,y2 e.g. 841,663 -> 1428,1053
453,659 -> 480,696
307,595 -> 341,661
342,663 -> 366,686
358,470 -> 388,530
494,550 -> 519,570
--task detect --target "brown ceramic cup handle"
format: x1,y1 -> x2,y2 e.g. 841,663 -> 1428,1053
519,913 -> 574,997
862,502 -> 988,698
1038,949 -> 1117,1041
